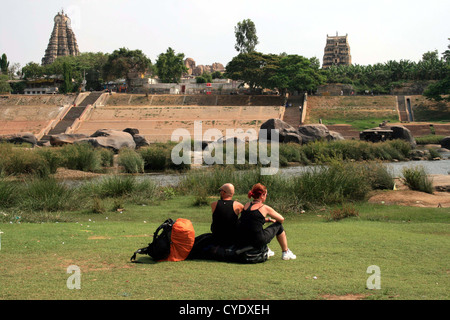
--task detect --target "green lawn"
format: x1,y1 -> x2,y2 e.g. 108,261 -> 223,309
0,195 -> 448,300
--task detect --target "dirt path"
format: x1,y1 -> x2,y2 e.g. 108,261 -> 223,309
368,174 -> 450,208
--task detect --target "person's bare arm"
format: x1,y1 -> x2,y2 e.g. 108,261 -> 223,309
233,202 -> 244,215
210,201 -> 217,213
265,206 -> 285,223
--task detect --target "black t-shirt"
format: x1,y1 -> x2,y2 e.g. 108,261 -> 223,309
211,200 -> 238,246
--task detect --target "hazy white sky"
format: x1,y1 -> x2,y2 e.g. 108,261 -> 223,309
1,0 -> 449,68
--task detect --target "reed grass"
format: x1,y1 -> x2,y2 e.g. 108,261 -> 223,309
401,166 -> 434,194
118,148 -> 144,173
179,161 -> 394,212
0,143 -> 49,177
19,178 -> 77,212
58,143 -> 102,172
415,135 -> 445,145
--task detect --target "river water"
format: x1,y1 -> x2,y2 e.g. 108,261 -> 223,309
135,158 -> 450,187
63,151 -> 450,188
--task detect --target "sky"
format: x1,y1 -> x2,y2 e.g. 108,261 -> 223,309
0,0 -> 449,69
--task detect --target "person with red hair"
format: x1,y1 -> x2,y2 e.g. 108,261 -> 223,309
237,183 -> 296,260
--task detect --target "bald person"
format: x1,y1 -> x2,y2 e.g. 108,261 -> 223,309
210,183 -> 244,246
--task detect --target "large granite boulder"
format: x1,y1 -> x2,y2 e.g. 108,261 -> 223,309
49,133 -> 88,146
259,119 -> 302,144
441,136 -> 450,149
76,129 -> 136,152
298,124 -> 344,144
259,119 -> 344,144
0,132 -> 37,147
123,128 -> 149,148
389,125 -> 416,147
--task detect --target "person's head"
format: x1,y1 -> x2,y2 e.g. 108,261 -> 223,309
248,183 -> 267,201
219,183 -> 235,199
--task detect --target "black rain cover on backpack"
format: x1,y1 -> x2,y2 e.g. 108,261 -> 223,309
130,218 -> 174,262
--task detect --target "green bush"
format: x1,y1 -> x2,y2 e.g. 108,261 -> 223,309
277,140 -> 412,164
90,175 -> 137,198
291,162 -> 372,209
99,148 -> 114,167
415,135 -> 445,145
362,161 -> 395,190
127,179 -> 160,205
59,143 -> 102,172
0,179 -> 20,208
139,146 -> 168,171
118,148 -> 144,173
401,166 -> 434,194
179,161 -> 381,212
20,178 -> 76,212
36,148 -> 63,174
0,144 -> 49,177
139,144 -> 190,171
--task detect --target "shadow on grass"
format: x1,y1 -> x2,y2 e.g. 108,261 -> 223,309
130,256 -> 249,265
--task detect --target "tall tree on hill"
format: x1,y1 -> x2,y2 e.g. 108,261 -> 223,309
423,41 -> 450,102
103,48 -> 152,89
155,47 -> 188,83
0,53 -> 9,75
268,55 -> 326,96
225,52 -> 277,92
443,39 -> 450,63
60,62 -> 73,93
234,19 -> 259,54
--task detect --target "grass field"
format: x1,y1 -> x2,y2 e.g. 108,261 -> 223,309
0,194 -> 448,301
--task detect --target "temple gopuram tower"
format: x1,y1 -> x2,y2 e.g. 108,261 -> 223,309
322,32 -> 352,69
42,10 -> 80,65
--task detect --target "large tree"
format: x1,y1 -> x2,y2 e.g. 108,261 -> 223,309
225,52 -> 325,95
267,55 -> 326,95
234,19 -> 259,54
22,52 -> 109,91
22,62 -> 45,80
60,62 -> 73,94
225,52 -> 277,92
443,39 -> 450,63
0,74 -> 11,93
0,53 -> 9,75
102,48 -> 151,85
155,47 -> 188,83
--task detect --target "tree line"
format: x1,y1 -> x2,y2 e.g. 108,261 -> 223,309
1,19 -> 449,100
16,47 -> 187,93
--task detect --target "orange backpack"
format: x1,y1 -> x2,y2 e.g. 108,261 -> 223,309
160,218 -> 195,262
130,218 -> 195,263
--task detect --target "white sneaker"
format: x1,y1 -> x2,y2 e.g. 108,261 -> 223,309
282,249 -> 296,260
267,247 -> 275,257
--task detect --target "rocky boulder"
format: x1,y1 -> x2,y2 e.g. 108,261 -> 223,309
389,125 -> 416,147
122,128 -> 150,148
259,119 -> 302,144
259,119 -> 344,144
441,136 -> 450,150
298,124 -> 344,144
49,133 -> 88,146
0,132 -> 37,147
76,129 -> 136,152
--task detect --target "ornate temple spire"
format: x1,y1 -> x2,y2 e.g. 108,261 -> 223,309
322,33 -> 352,69
41,11 -> 80,65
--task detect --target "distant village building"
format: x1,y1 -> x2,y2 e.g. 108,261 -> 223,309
322,33 -> 352,69
41,10 -> 80,65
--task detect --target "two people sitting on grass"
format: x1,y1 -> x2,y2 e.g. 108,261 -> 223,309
210,183 -> 296,260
